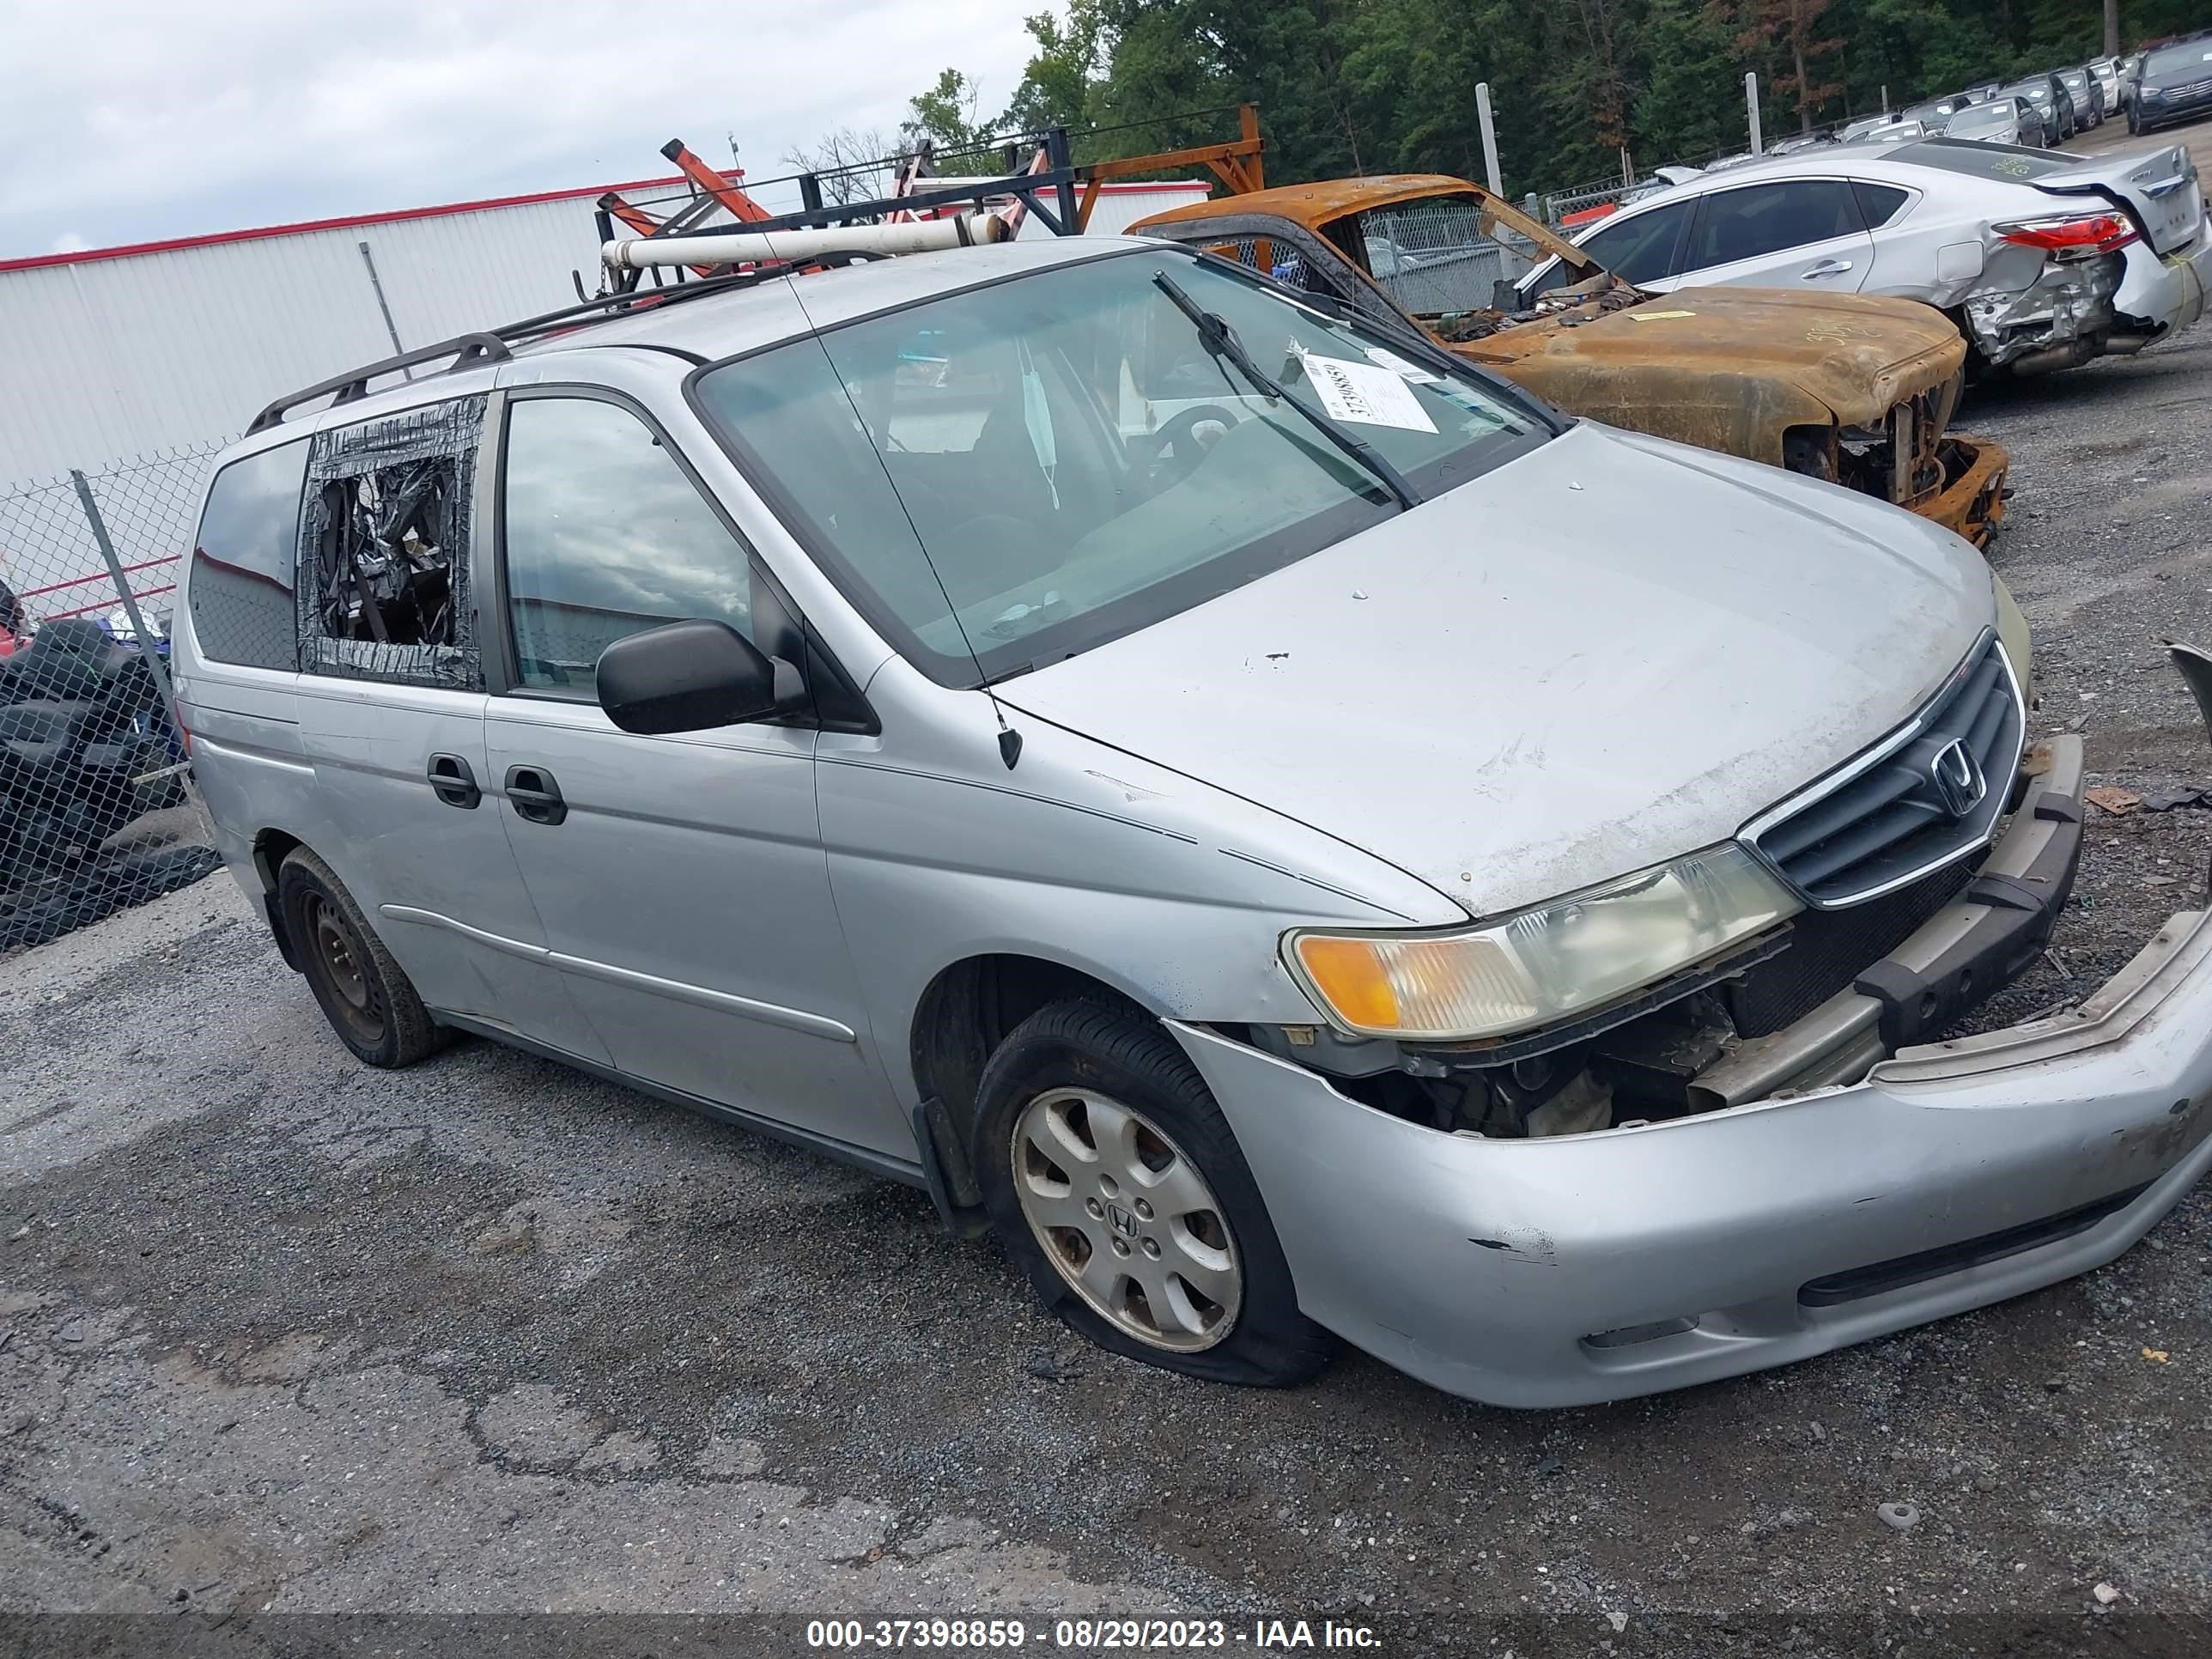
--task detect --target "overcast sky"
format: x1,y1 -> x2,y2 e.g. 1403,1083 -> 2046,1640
0,0 -> 1037,260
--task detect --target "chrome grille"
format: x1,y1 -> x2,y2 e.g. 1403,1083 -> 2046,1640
1744,633 -> 2023,909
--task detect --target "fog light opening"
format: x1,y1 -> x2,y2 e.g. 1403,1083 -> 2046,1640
1582,1316 -> 1699,1351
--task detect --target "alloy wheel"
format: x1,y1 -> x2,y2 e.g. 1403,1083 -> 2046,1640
1010,1087 -> 1242,1352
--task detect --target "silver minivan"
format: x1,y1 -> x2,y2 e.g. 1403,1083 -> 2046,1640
178,235 -> 2212,1408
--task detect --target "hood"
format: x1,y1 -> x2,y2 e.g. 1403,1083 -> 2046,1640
998,422 -> 1993,921
1457,286 -> 1967,429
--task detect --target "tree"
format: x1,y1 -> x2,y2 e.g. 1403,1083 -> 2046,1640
1740,0 -> 1846,131
902,69 -> 994,154
1636,0 -> 1747,164
1000,4 -> 1107,133
780,127 -> 894,205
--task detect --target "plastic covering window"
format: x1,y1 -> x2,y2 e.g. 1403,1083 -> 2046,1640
297,398 -> 484,688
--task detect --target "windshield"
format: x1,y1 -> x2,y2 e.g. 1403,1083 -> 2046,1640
2146,40 -> 2212,74
1948,103 -> 2013,131
2011,82 -> 2052,102
691,251 -> 1547,685
1343,195 -> 1532,315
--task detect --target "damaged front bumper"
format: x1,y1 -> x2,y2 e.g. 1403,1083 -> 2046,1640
1917,432 -> 2008,548
1169,732 -> 2212,1408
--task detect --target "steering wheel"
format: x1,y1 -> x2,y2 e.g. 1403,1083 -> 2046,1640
1146,404 -> 1241,484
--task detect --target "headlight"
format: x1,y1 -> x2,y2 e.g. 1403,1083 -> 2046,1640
1285,844 -> 1799,1042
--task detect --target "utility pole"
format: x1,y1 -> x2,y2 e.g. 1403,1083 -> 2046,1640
2104,0 -> 2121,57
1746,71 -> 1764,155
1474,83 -> 1504,194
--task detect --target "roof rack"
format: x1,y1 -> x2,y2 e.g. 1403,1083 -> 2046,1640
243,269 -> 799,433
595,106 -> 1267,294
247,332 -> 510,432
246,108 -> 1268,433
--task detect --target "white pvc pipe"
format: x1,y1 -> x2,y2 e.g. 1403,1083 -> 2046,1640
603,213 -> 1006,271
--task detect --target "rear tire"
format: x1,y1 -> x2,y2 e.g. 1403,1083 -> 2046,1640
276,847 -> 443,1068
972,1000 -> 1334,1389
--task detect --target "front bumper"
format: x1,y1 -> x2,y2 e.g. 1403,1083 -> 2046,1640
1170,739 -> 2212,1408
2137,90 -> 2212,131
1914,432 -> 2008,547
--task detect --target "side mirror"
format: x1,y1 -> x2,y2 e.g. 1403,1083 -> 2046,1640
1491,277 -> 1523,311
595,618 -> 805,735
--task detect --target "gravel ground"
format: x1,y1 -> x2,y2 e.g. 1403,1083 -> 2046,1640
10,182 -> 2212,1657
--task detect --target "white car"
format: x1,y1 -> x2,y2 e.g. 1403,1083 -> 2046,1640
1519,136 -> 2212,374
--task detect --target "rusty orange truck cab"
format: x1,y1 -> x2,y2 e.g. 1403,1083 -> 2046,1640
1130,174 -> 2008,546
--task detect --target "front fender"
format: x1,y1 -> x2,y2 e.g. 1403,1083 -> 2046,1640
817,690 -> 1457,1109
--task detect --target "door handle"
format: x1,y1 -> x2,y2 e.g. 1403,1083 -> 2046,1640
504,764 -> 568,826
427,753 -> 481,810
1800,258 -> 1855,279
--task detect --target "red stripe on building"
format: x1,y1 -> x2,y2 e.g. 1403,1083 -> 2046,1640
0,170 -> 743,274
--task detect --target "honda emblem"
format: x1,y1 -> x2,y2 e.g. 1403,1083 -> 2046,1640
1929,738 -> 1987,819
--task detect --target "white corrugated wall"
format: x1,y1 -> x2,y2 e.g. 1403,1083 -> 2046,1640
0,177 -> 1209,497
0,194 -> 611,491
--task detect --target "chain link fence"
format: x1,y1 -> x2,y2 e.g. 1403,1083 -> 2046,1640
0,441 -> 231,951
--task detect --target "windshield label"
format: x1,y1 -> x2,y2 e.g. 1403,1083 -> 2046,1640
1297,350 -> 1437,433
1359,345 -> 1444,385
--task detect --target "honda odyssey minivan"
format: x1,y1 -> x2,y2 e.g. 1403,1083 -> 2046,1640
176,234 -> 2212,1407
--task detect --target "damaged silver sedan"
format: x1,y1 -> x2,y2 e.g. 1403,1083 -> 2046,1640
1547,136 -> 2212,375
179,234 -> 2212,1411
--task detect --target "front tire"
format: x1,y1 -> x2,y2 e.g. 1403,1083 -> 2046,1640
277,847 -> 443,1068
972,1000 -> 1333,1388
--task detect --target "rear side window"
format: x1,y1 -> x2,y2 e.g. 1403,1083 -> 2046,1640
1853,181 -> 1911,226
301,398 -> 485,689
189,440 -> 308,671
499,395 -> 756,696
1685,180 -> 1862,270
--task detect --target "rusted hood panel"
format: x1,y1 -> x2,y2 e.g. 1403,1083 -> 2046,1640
1131,173 -> 1592,265
1455,289 -> 1967,465
1129,173 -> 1982,502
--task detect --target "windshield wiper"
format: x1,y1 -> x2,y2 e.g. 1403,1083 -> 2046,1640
1152,270 -> 1420,510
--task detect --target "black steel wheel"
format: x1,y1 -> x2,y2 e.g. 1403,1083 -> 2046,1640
277,847 -> 443,1067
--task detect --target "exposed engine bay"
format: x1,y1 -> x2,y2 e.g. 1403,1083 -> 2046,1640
1243,740 -> 2083,1142
1428,268 -> 1650,342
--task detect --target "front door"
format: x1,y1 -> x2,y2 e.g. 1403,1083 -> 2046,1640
481,390 -> 903,1159
1675,179 -> 1875,293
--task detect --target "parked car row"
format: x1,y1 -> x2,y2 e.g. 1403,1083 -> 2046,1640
171,111 -> 2212,1416
1555,134 -> 2209,378
1796,40 -> 2212,155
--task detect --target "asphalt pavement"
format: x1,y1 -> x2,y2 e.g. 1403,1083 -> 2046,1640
9,143 -> 2212,1655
